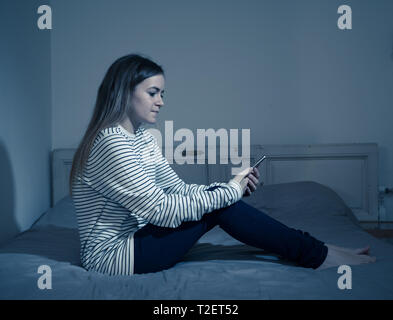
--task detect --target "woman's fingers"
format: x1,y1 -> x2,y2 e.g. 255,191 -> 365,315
231,167 -> 262,196
232,167 -> 252,185
248,173 -> 259,185
247,179 -> 257,192
244,186 -> 251,197
235,167 -> 263,197
246,170 -> 262,193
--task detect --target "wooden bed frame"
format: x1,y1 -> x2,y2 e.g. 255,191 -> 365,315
51,143 -> 379,229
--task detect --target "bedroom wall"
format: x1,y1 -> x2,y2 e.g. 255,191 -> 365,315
0,1 -> 52,245
50,0 -> 393,218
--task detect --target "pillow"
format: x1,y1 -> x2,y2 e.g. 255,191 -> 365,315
244,181 -> 354,222
31,196 -> 78,230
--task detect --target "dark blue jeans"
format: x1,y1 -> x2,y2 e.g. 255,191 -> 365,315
133,197 -> 328,274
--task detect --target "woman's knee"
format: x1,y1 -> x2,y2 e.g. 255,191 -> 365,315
224,200 -> 254,214
215,200 -> 250,222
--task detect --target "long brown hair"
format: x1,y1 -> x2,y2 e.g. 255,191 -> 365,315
69,53 -> 164,194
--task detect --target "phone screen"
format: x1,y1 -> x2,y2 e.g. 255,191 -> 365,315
252,155 -> 267,168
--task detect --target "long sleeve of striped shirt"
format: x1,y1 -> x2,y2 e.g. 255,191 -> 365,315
82,128 -> 243,229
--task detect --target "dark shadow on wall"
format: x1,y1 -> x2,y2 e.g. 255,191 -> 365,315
0,139 -> 19,246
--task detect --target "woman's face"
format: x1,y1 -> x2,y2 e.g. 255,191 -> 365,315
127,74 -> 165,125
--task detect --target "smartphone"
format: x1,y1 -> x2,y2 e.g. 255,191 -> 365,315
252,155 -> 267,169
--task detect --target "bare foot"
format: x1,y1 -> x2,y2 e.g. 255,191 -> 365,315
355,245 -> 370,255
316,244 -> 376,270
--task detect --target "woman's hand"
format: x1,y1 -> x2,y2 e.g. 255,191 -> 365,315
243,167 -> 260,197
229,167 -> 251,195
229,167 -> 261,197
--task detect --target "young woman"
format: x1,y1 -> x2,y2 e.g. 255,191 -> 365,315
70,54 -> 376,276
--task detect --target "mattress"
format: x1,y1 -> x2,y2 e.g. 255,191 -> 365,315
1,181 -> 392,299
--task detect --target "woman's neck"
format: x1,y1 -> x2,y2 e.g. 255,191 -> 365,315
119,117 -> 140,135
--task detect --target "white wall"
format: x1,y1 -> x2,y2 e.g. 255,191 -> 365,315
50,0 -> 393,216
0,1 -> 52,244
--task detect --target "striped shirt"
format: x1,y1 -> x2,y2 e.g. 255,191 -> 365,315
72,124 -> 243,276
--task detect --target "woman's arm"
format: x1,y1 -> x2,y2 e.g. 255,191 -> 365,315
82,133 -> 243,228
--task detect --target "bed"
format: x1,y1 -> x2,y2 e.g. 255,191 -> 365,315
1,143 -> 392,300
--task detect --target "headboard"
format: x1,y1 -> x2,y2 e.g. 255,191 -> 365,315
52,143 -> 378,227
